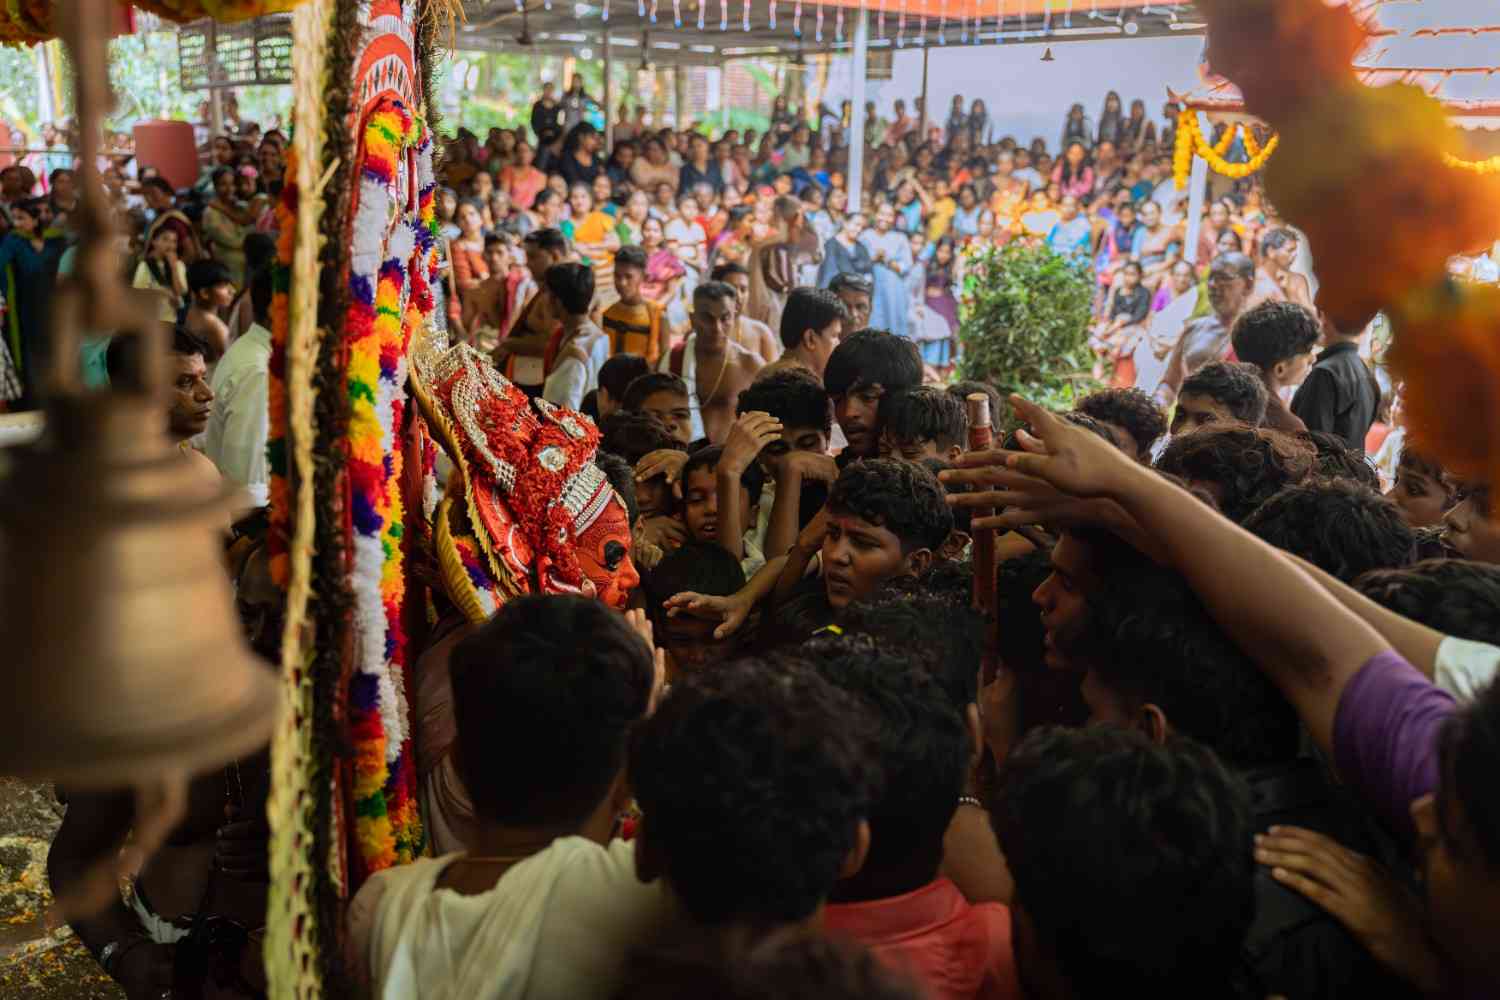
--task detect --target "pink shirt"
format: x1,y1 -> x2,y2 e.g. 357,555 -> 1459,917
824,878 -> 1021,1000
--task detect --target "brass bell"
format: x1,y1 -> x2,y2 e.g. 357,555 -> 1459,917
0,392 -> 280,791
0,287 -> 279,790
0,378 -> 280,788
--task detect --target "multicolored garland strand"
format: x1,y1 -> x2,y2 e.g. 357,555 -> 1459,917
345,96 -> 438,880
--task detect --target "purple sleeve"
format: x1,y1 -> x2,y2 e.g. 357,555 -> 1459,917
1333,651 -> 1458,839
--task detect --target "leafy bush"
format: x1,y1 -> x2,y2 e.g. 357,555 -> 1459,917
957,241 -> 1099,429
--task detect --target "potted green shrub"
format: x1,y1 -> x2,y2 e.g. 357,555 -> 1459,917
957,241 -> 1099,430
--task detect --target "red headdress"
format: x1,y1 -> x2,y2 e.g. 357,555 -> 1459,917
413,343 -> 622,609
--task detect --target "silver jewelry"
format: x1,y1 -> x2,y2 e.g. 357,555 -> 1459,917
98,940 -> 121,974
957,794 -> 985,811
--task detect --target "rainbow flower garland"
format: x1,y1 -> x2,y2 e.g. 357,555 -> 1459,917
267,154 -> 298,587
346,96 -> 436,878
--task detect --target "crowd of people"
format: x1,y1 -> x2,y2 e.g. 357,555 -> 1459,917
17,79 -> 1500,1000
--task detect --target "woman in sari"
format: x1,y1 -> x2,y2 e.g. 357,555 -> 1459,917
818,212 -> 873,288
615,189 -> 650,246
1132,200 -> 1179,290
640,216 -> 688,339
500,141 -> 548,218
0,199 -> 65,404
567,183 -> 622,311
921,236 -> 960,367
133,224 -> 189,324
1051,142 -> 1095,204
200,167 -> 256,286
448,199 -> 490,335
858,202 -> 913,339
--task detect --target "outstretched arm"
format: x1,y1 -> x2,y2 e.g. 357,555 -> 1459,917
944,396 -> 1388,759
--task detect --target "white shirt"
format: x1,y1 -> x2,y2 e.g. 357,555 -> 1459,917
663,219 -> 706,268
541,322 -> 609,411
656,331 -> 706,442
1434,636 -> 1500,703
349,837 -> 676,1000
205,323 -> 271,507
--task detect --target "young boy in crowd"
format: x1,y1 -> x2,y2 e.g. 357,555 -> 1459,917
595,353 -> 651,424
604,247 -> 664,363
628,658 -> 880,944
805,458 -> 952,613
711,261 -> 780,365
1075,387 -> 1168,463
1387,446 -> 1457,529
991,727 -> 1255,999
184,259 -> 235,360
808,640 -> 1021,1000
642,542 -> 746,679
877,385 -> 968,463
622,372 -> 695,446
1171,360 -> 1269,437
723,368 -> 837,561
600,411 -> 688,560
1243,480 -> 1416,583
823,330 -> 924,464
346,595 -> 669,997
1230,299 -> 1320,435
680,444 -> 766,575
1155,424 -> 1313,523
1443,482 -> 1500,564
761,286 -> 849,382
1291,316 -> 1380,452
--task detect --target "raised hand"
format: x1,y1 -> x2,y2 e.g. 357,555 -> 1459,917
943,395 -> 1143,502
720,411 -> 783,476
663,590 -> 752,640
1254,825 -> 1447,994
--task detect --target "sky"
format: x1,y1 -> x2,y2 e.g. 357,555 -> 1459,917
820,34 -> 1207,148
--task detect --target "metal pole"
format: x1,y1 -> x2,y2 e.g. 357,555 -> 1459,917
848,8 -> 868,209
720,61 -> 730,134
674,65 -> 687,128
1183,112 -> 1210,265
603,33 -> 614,149
918,45 -> 929,140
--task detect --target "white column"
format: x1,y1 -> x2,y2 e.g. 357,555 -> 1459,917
847,8 -> 869,209
1183,111 -> 1211,265
603,33 -> 614,149
720,63 -> 730,133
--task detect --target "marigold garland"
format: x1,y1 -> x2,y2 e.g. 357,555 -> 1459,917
345,95 -> 437,882
1442,152 -> 1500,175
1174,109 -> 1280,188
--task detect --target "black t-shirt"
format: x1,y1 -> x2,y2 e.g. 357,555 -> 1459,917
560,153 -> 603,189
1239,758 -> 1420,1000
1109,284 -> 1152,325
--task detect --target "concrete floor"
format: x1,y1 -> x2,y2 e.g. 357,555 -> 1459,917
0,779 -> 123,998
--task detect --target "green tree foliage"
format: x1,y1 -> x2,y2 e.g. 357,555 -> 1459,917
957,241 -> 1099,428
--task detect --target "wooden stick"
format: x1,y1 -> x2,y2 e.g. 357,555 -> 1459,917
965,393 -> 999,683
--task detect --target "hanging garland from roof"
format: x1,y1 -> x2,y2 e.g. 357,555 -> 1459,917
1173,108 -> 1280,188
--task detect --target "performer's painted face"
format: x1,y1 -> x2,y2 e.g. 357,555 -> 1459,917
575,496 -> 639,610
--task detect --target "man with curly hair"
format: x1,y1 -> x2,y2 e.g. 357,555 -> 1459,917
1074,387 -> 1167,463
1244,480 -> 1416,584
990,726 -> 1255,999
819,458 -> 954,610
1155,425 -> 1312,524
1230,300 -> 1320,435
628,656 -> 879,935
1171,360 -> 1268,438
